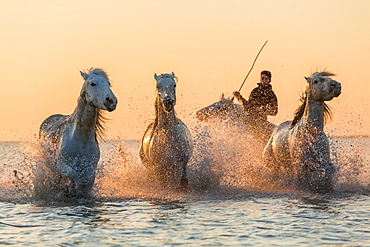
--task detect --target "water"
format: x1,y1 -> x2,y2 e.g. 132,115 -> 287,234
1,124 -> 370,246
1,196 -> 370,246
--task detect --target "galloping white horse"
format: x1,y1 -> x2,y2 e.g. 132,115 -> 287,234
196,94 -> 275,144
140,73 -> 193,189
39,68 -> 117,197
263,72 -> 341,193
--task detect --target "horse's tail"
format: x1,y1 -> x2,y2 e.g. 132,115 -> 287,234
39,114 -> 68,141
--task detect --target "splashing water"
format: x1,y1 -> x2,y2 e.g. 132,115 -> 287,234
187,120 -> 299,194
330,137 -> 370,193
0,141 -> 33,201
1,124 -> 369,203
94,120 -> 370,200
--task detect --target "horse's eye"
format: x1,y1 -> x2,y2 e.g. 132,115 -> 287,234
313,79 -> 318,84
91,83 -> 96,86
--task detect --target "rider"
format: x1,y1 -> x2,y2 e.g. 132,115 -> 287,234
233,70 -> 278,141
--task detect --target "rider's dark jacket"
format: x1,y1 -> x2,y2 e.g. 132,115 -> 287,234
239,83 -> 278,123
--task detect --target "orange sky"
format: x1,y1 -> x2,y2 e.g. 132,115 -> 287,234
0,0 -> 369,141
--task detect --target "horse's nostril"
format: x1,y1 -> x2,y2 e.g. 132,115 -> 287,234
106,97 -> 112,103
163,98 -> 174,104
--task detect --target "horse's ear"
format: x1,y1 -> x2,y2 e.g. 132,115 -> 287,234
80,71 -> 89,80
172,72 -> 178,83
154,73 -> 159,81
305,77 -> 312,83
220,93 -> 225,99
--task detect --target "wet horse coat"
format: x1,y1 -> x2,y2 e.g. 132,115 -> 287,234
263,72 -> 341,193
196,94 -> 247,123
39,68 -> 117,197
140,73 -> 193,188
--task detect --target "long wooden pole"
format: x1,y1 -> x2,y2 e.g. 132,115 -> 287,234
238,40 -> 268,92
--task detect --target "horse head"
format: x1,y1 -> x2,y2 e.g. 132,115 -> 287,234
196,94 -> 235,122
305,72 -> 341,102
80,68 -> 118,112
154,72 -> 177,112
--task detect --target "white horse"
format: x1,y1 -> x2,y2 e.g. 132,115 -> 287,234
196,94 -> 276,144
139,73 -> 193,189
196,94 -> 247,123
39,68 -> 117,197
263,72 -> 341,193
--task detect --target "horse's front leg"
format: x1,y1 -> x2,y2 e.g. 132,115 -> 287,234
263,138 -> 281,179
179,163 -> 188,190
262,138 -> 274,167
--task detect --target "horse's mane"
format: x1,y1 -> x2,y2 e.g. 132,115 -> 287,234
311,71 -> 336,77
95,110 -> 108,142
290,92 -> 332,128
290,71 -> 334,128
73,95 -> 108,142
88,67 -> 110,81
290,93 -> 306,128
91,68 -> 110,141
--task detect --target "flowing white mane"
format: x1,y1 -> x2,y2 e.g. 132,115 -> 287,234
85,67 -> 111,82
311,71 -> 336,78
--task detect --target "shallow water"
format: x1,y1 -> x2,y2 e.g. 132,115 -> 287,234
1,125 -> 369,246
1,195 -> 370,246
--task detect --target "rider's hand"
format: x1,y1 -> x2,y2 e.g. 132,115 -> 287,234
233,91 -> 242,99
